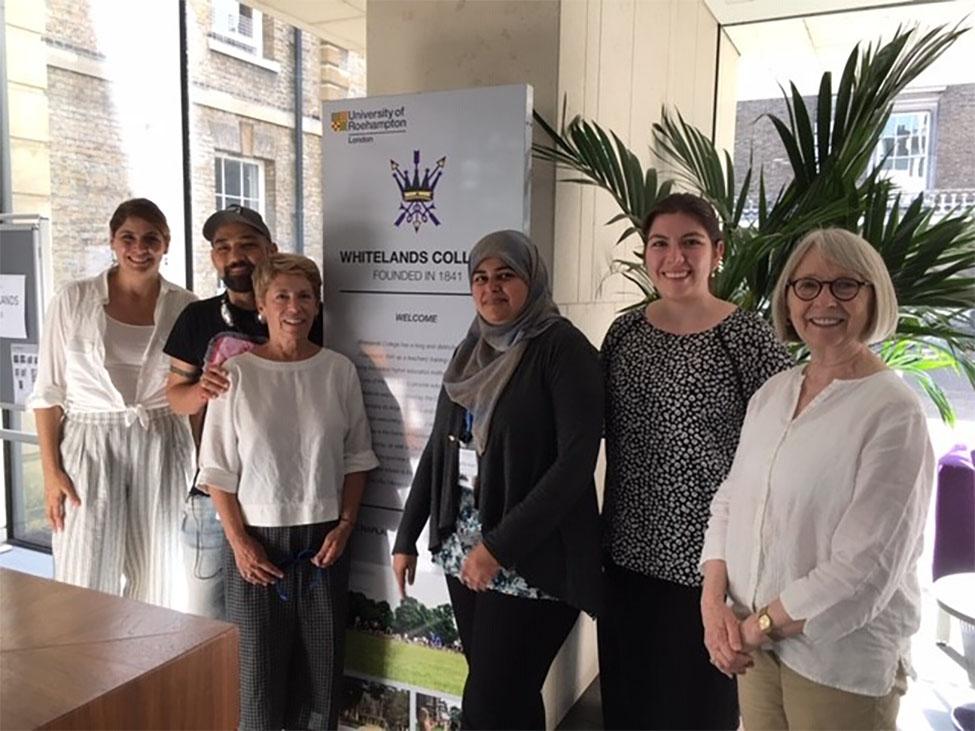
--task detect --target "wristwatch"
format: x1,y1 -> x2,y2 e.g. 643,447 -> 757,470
757,606 -> 776,639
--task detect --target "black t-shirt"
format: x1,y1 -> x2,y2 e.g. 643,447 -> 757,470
163,294 -> 324,369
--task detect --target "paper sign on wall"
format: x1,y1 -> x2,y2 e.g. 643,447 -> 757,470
0,274 -> 28,339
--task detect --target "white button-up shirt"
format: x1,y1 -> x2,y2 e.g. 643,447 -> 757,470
701,366 -> 934,696
29,269 -> 197,427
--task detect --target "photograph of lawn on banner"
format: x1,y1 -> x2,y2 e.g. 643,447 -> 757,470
342,505 -> 465,727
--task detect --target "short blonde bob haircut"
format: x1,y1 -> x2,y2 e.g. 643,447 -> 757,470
252,252 -> 323,303
771,228 -> 898,345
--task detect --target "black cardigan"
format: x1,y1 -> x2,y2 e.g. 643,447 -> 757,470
393,319 -> 604,615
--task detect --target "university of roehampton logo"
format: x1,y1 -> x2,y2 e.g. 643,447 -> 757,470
330,111 -> 349,132
391,150 -> 446,232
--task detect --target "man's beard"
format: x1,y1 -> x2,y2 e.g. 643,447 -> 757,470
221,263 -> 254,293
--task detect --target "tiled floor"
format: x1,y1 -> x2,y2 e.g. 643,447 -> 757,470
0,544 -> 53,578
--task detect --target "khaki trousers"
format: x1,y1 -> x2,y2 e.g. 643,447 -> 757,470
738,649 -> 907,731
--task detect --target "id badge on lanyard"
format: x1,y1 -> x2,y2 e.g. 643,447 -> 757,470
456,410 -> 478,492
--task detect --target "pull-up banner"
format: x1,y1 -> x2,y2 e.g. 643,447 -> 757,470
323,84 -> 532,730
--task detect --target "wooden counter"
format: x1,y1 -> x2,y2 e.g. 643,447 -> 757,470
0,568 -> 238,729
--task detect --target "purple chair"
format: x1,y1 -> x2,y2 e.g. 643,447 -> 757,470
933,444 -> 975,644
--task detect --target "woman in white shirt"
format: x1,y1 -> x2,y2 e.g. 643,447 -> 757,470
700,227 -> 934,730
199,253 -> 378,730
31,198 -> 197,607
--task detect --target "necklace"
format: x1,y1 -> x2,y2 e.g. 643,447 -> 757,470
220,292 -> 262,328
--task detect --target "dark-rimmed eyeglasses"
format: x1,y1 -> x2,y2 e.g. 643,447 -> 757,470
787,277 -> 871,302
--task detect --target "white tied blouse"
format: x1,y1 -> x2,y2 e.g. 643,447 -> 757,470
198,349 -> 380,527
701,366 -> 934,697
28,269 -> 196,427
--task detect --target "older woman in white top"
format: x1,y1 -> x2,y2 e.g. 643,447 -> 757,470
31,198 -> 196,607
199,253 -> 378,730
700,227 -> 934,730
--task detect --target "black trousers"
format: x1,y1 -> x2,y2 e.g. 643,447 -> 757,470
446,576 -> 579,730
598,563 -> 739,730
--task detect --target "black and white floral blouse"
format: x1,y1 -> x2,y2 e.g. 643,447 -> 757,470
601,307 -> 793,587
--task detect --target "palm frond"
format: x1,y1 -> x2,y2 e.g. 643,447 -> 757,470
536,24 -> 974,422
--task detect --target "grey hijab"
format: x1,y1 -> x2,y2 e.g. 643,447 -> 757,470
442,230 -> 563,453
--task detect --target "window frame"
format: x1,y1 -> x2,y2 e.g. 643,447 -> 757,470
214,154 -> 265,217
211,1 -> 264,57
872,96 -> 940,194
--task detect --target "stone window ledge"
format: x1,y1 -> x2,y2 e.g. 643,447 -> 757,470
207,37 -> 281,73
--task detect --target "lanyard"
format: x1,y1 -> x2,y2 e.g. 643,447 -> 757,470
272,548 -> 324,601
462,410 -> 474,445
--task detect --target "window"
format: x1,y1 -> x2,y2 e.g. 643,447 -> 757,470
215,156 -> 264,214
874,111 -> 931,192
2,1 -> 185,548
211,1 -> 263,56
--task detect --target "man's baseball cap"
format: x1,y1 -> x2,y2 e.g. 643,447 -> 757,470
203,204 -> 272,243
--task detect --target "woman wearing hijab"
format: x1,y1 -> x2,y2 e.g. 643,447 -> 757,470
392,230 -> 604,730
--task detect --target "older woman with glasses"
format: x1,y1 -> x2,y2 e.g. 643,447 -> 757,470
700,228 -> 934,730
199,253 -> 378,730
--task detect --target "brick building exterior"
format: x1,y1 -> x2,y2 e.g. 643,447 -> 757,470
930,83 -> 975,190
37,0 -> 366,295
732,84 -> 975,214
185,0 -> 325,295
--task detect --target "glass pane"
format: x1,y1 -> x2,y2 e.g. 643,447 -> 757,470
5,1 -> 186,544
238,5 -> 254,38
895,158 -> 909,171
7,2 -> 188,291
896,138 -> 909,156
5,410 -> 49,549
243,163 -> 259,198
224,160 -> 241,196
186,6 -> 366,294
215,158 -> 223,194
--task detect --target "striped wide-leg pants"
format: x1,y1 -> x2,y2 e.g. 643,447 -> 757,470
52,409 -> 194,608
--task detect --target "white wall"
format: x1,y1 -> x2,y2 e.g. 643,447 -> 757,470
553,0 -> 729,348
367,0 -> 561,262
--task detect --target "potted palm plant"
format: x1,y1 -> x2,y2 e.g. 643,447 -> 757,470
533,24 -> 975,423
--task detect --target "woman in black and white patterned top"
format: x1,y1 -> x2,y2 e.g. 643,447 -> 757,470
598,193 -> 792,730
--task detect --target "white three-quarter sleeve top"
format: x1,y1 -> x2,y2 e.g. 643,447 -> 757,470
701,366 -> 934,696
198,348 -> 380,527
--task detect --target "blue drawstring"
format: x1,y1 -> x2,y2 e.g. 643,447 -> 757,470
272,548 -> 324,601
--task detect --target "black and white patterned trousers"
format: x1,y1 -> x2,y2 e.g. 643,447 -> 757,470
224,521 -> 350,730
